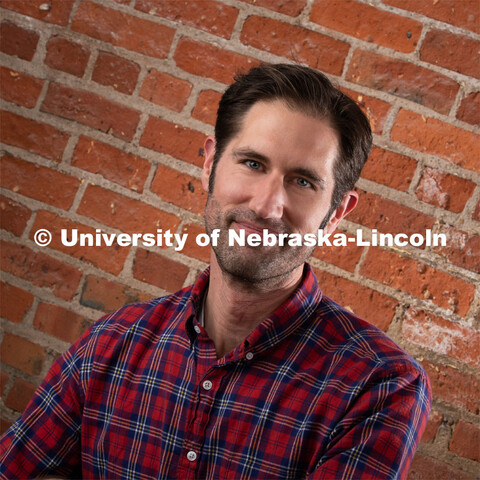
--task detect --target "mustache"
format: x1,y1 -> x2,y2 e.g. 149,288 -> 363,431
225,208 -> 291,235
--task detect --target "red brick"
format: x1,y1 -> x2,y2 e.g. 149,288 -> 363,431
0,281 -> 34,324
313,268 -> 398,331
72,136 -> 150,192
192,90 -> 222,126
310,0 -> 422,53
0,195 -> 32,236
4,379 -> 37,412
92,51 -> 140,95
180,223 -> 211,263
348,190 -> 435,239
0,370 -> 8,396
133,249 -> 189,293
174,38 -> 259,85
0,155 -> 80,210
450,420 -> 480,462
416,167 -> 475,213
421,29 -> 480,79
241,16 -> 349,76
71,1 -> 175,59
421,409 -> 442,443
404,308 -> 480,368
0,66 -> 44,108
360,249 -> 475,316
391,109 -> 480,173
80,275 -> 151,312
33,302 -> 86,343
0,110 -> 69,162
0,21 -> 39,61
346,50 -> 458,115
384,0 -> 480,34
361,147 -> 416,191
1,0 -> 75,26
150,164 -> 207,215
237,0 -> 306,16
45,36 -> 90,77
31,210 -> 130,276
77,185 -> 181,235
340,88 -> 391,135
408,453 -> 477,480
433,225 -> 480,273
0,333 -> 46,376
457,92 -> 480,127
1,240 -> 82,301
312,230 -> 363,273
139,70 -> 192,112
140,117 -> 206,168
135,0 -> 238,39
474,199 -> 480,222
41,83 -> 140,141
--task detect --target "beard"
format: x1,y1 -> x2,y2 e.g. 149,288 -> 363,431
204,194 -> 331,287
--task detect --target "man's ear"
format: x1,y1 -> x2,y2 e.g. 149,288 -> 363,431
201,135 -> 216,192
323,191 -> 359,235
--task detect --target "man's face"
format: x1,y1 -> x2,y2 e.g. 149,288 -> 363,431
202,100 -> 355,287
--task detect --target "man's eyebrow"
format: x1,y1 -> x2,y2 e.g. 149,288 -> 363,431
233,148 -> 270,163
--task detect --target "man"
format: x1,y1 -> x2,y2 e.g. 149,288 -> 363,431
0,64 -> 431,479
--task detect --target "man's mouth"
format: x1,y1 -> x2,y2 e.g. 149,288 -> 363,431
231,220 -> 280,237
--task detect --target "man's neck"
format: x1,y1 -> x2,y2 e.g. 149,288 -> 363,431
203,255 -> 304,359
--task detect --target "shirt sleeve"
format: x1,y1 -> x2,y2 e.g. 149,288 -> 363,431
306,363 -> 432,480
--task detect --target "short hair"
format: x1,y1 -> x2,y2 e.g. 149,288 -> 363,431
211,63 -> 372,211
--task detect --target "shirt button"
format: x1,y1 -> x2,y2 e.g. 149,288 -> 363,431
202,380 -> 212,391
187,450 -> 197,461
194,325 -> 201,334
245,352 -> 254,360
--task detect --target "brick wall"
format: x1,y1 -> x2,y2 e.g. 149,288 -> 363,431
0,0 -> 479,477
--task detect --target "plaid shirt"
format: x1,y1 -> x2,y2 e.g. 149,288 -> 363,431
0,264 -> 431,480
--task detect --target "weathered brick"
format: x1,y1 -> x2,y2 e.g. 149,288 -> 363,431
192,90 -> 222,126
135,0 -> 238,39
0,66 -> 44,108
449,420 -> 480,462
139,69 -> 192,112
33,302 -> 86,343
1,0 -> 75,26
4,379 -> 37,412
0,281 -> 34,324
421,409 -> 442,443
44,36 -> 90,77
310,0 -> 422,53
133,249 -> 189,293
1,240 -> 82,301
361,147 -> 416,191
420,29 -> 480,79
0,370 -> 8,396
391,109 -> 480,173
403,308 -> 480,368
457,92 -> 480,127
140,117 -> 206,168
174,38 -> 259,85
77,185 -> 181,235
0,21 -> 39,61
80,275 -> 151,312
416,167 -> 475,213
346,50 -> 458,115
92,51 -> 140,95
237,0 -> 306,16
72,136 -> 150,192
241,16 -> 349,76
0,110 -> 70,162
31,210 -> 130,276
71,1 -> 175,59
150,164 -> 207,215
408,453 -> 477,480
348,190 -> 435,239
313,268 -> 398,331
0,333 -> 46,376
180,223 -> 211,263
0,155 -> 80,210
360,249 -> 475,316
41,83 -> 140,141
384,0 -> 480,34
474,198 -> 480,222
0,195 -> 32,236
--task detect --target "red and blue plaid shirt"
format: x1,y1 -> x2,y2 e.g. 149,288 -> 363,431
1,264 -> 431,479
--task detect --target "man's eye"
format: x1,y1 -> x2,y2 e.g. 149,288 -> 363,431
296,178 -> 312,188
246,160 -> 261,170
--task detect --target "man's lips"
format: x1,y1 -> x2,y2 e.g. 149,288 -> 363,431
231,220 -> 280,236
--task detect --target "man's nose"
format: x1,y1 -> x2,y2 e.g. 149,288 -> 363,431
248,175 -> 286,220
